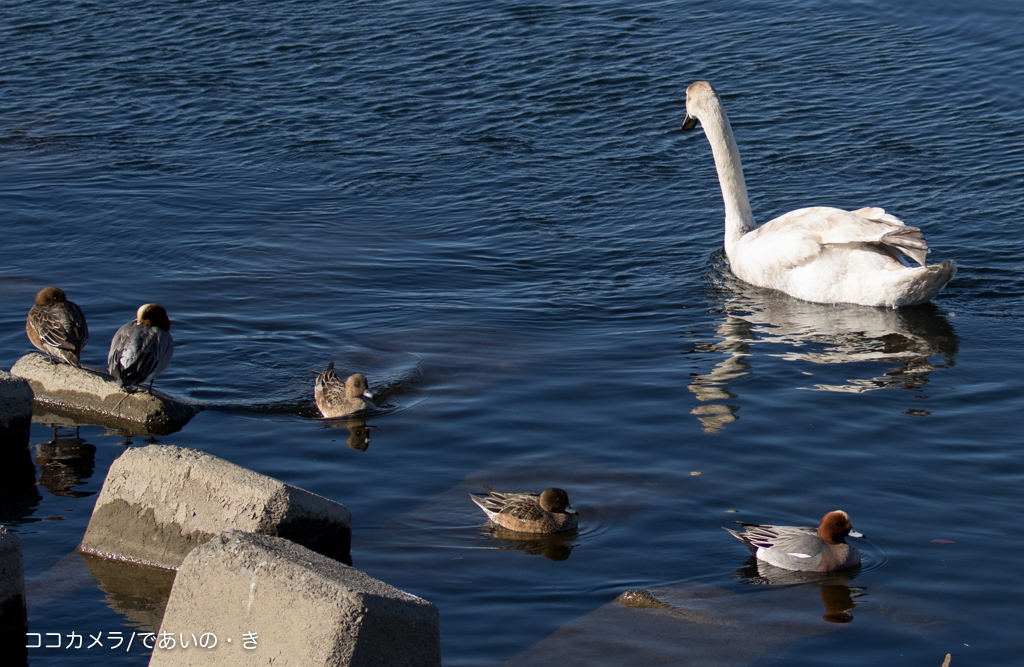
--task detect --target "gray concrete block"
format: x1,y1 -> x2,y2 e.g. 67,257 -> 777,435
10,353 -> 197,436
80,445 -> 351,569
0,526 -> 27,633
151,531 -> 440,667
0,370 -> 33,448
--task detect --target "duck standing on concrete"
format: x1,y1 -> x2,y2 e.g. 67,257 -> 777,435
108,303 -> 174,393
471,486 -> 579,534
313,363 -> 375,418
724,510 -> 863,572
26,286 -> 89,367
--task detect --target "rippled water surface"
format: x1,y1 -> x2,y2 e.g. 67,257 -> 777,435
3,0 -> 1023,664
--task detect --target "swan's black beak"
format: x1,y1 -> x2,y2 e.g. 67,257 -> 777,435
681,113 -> 698,131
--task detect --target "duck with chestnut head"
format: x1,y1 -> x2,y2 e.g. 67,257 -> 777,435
724,510 -> 864,572
471,485 -> 579,535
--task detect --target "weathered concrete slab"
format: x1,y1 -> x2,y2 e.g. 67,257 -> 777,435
10,353 -> 197,436
151,531 -> 441,667
0,370 -> 33,448
0,527 -> 27,638
80,445 -> 351,569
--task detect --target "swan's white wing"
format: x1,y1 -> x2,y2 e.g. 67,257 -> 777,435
738,224 -> 823,270
850,206 -> 904,227
747,207 -> 928,267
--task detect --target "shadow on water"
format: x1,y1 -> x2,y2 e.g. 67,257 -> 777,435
0,445 -> 41,525
687,257 -> 959,432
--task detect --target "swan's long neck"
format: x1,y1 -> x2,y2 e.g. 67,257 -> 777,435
700,100 -> 756,253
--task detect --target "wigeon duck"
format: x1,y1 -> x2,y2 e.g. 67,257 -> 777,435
724,510 -> 863,572
26,287 -> 89,367
470,485 -> 579,534
313,363 -> 375,418
107,303 -> 174,393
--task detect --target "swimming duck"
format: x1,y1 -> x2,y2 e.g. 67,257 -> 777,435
682,80 -> 955,308
313,363 -> 375,418
724,510 -> 863,572
26,286 -> 89,367
107,303 -> 174,393
470,485 -> 579,534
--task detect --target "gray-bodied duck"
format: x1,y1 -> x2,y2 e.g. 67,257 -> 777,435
724,510 -> 863,572
107,303 -> 174,393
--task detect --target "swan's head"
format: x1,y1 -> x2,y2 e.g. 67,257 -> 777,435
682,80 -> 720,131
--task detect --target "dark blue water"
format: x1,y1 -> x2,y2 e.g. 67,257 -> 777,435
2,0 -> 1023,664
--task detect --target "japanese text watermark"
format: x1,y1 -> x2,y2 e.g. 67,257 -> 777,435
27,631 -> 258,651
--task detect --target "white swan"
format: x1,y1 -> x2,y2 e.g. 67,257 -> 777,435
682,81 -> 955,308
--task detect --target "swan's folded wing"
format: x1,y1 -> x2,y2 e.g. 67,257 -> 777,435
850,206 -> 904,227
739,213 -> 826,270
758,206 -> 929,266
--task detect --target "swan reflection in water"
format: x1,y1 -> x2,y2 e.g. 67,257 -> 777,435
688,266 -> 959,432
734,559 -> 866,624
477,525 -> 578,561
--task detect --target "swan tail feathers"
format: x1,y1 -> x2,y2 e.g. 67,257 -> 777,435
881,226 -> 929,266
894,259 -> 956,307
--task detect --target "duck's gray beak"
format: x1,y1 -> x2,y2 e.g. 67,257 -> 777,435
363,390 -> 374,399
682,113 -> 698,131
848,530 -> 865,539
566,505 -> 579,516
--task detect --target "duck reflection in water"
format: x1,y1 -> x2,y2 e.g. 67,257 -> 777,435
687,265 -> 959,433
733,558 -> 866,624
34,428 -> 97,498
478,525 -> 578,562
319,416 -> 373,451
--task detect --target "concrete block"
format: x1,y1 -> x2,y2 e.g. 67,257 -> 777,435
0,526 -> 27,633
80,445 -> 351,569
0,370 -> 33,448
151,531 -> 440,667
10,353 -> 197,436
